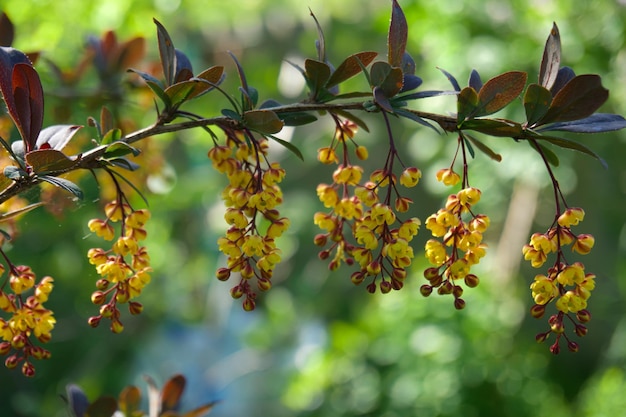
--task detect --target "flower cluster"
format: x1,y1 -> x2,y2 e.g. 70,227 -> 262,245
314,118 -> 422,293
523,207 -> 595,353
420,168 -> 489,309
87,200 -> 152,332
209,128 -> 289,311
0,263 -> 55,377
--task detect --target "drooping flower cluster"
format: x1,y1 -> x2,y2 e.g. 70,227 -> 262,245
420,168 -> 489,309
209,128 -> 289,311
0,262 -> 55,377
314,118 -> 422,293
523,207 -> 595,353
87,200 -> 152,332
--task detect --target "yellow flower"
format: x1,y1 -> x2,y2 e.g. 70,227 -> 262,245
425,239 -> 447,266
436,168 -> 460,186
88,219 -> 115,241
318,147 -> 339,164
400,167 -> 422,188
317,184 -> 339,208
557,207 -> 585,228
530,274 -> 558,305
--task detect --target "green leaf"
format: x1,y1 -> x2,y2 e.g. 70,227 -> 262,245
0,202 -> 43,223
221,108 -> 242,121
267,134 -> 304,161
457,87 -> 479,122
118,386 -> 141,417
107,158 -> 140,171
26,149 -> 76,174
165,78 -> 215,108
101,128 -> 122,145
127,68 -> 170,107
370,61 -> 392,88
332,109 -> 370,132
154,18 -> 176,86
524,83 -> 552,126
39,175 -> 84,200
387,0 -> 408,67
530,141 -> 560,167
539,22 -> 561,90
475,71 -> 527,117
304,59 -> 331,99
464,133 -> 502,162
326,51 -> 378,88
243,110 -> 284,134
103,142 -> 141,159
530,133 -> 607,168
280,112 -> 318,126
460,118 -> 523,137
538,74 -> 609,125
394,108 -> 440,133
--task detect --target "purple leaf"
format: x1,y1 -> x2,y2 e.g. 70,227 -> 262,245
12,62 -> 44,152
537,113 -> 626,133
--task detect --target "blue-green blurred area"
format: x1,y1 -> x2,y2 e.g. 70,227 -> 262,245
1,0 -> 626,416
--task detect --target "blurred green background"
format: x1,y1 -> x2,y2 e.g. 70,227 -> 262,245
1,0 -> 626,416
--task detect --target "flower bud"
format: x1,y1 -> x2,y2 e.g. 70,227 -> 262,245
21,361 -> 35,377
243,297 -> 256,311
464,274 -> 480,288
216,268 -> 231,281
454,298 -> 466,310
575,324 -> 588,337
420,285 -> 433,297
129,301 -> 144,315
314,234 -> 328,247
91,291 -> 106,305
530,304 -> 546,319
0,341 -> 11,355
88,316 -> 101,328
379,280 -> 392,294
5,354 -> 18,369
111,319 -> 124,334
576,309 -> 592,323
535,332 -> 549,343
351,271 -> 365,285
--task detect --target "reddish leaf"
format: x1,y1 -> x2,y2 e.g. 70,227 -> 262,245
0,12 -> 15,47
12,63 -> 44,152
196,65 -> 224,85
26,149 -> 76,174
524,83 -> 552,126
0,47 -> 33,139
326,51 -> 377,88
117,37 -> 146,71
161,374 -> 186,412
539,74 -> 608,125
85,396 -> 118,417
539,22 -> 561,90
476,71 -> 527,117
456,87 -> 479,122
388,0 -> 408,67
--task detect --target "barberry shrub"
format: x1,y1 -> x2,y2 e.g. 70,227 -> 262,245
0,0 -> 624,392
